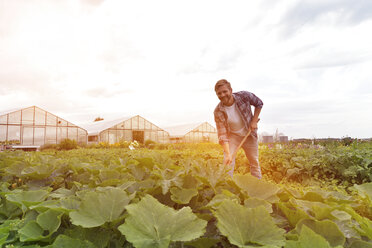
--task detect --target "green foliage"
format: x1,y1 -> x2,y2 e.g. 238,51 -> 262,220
295,219 -> 345,247
48,234 -> 96,248
0,145 -> 370,247
258,141 -> 372,187
214,200 -> 286,247
40,143 -> 59,151
69,187 -> 132,228
18,209 -> 63,242
58,139 -> 78,150
0,140 -> 20,145
285,225 -> 337,248
144,139 -> 157,149
118,194 -> 207,248
5,189 -> 50,213
233,174 -> 280,202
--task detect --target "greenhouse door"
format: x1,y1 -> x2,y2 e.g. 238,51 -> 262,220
132,131 -> 144,143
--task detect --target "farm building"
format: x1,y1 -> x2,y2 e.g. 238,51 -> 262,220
262,135 -> 274,143
0,106 -> 87,146
279,136 -> 289,143
83,115 -> 170,144
164,122 -> 218,143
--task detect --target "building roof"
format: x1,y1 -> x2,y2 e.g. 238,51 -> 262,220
81,115 -> 168,136
0,106 -> 30,116
0,106 -> 87,131
164,122 -> 216,137
81,116 -> 132,136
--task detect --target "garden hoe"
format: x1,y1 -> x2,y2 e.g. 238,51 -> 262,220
228,118 -> 260,166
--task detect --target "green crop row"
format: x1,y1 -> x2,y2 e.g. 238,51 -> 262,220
0,147 -> 371,247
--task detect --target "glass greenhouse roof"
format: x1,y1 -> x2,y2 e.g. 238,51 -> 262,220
164,122 -> 216,137
0,105 -> 86,129
81,116 -> 132,136
0,106 -> 30,116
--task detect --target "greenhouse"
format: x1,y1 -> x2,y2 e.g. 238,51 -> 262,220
164,122 -> 218,143
83,115 -> 170,144
0,106 -> 88,146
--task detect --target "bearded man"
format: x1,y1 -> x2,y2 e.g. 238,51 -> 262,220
214,79 -> 263,178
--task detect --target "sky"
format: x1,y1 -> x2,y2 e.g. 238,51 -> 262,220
0,0 -> 371,139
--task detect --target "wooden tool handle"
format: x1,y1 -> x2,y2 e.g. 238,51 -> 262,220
230,118 -> 260,161
231,128 -> 251,160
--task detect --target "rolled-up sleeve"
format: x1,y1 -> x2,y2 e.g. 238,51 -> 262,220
243,92 -> 263,108
214,109 -> 229,145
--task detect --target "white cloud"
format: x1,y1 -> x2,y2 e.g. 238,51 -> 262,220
0,0 -> 371,138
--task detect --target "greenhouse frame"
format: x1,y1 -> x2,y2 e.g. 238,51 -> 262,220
164,122 -> 218,143
83,115 -> 170,144
0,106 -> 88,146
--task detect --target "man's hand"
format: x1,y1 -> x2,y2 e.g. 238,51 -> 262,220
250,120 -> 258,130
250,107 -> 262,130
224,153 -> 233,166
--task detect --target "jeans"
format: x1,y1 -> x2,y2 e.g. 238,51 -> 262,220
224,131 -> 262,179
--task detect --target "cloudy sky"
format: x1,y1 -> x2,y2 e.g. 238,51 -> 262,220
1,0 -> 371,139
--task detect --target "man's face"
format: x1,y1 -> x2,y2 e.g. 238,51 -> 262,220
215,85 -> 233,105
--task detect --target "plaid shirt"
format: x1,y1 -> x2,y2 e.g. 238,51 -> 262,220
214,91 -> 263,145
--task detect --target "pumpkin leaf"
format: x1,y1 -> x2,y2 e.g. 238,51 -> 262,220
296,219 -> 345,247
285,225 -> 334,248
170,187 -> 198,204
233,174 -> 280,202
118,194 -> 207,248
214,200 -> 285,248
69,187 -> 132,228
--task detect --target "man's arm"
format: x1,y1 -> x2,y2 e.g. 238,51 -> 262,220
250,107 -> 262,130
222,142 -> 232,165
214,108 -> 229,145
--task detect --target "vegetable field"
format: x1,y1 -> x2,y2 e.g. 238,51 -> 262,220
0,142 -> 371,248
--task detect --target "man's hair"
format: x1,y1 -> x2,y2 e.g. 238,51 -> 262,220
215,79 -> 231,91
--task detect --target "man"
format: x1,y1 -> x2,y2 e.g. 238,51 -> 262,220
214,79 -> 263,178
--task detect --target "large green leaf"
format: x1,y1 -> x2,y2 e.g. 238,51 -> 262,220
0,196 -> 22,219
214,200 -> 285,248
70,187 -> 132,228
354,182 -> 372,201
31,197 -> 80,213
244,197 -> 273,213
277,202 -> 310,228
285,225 -> 335,248
184,237 -> 219,248
296,219 -> 345,247
170,187 -> 198,204
233,174 -> 280,202
343,206 -> 372,240
5,189 -> 50,212
48,234 -> 96,248
152,165 -> 184,195
0,219 -> 21,246
204,189 -> 241,210
20,163 -> 55,179
118,194 -> 207,248
49,188 -> 76,199
19,209 -> 63,242
349,240 -> 372,248
64,226 -> 111,248
289,198 -> 333,220
331,210 -> 361,240
195,160 -> 229,189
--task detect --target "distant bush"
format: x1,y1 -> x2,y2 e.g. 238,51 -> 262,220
0,140 -> 20,145
144,140 -> 156,149
40,143 -> 59,151
341,136 -> 353,146
59,139 -> 78,150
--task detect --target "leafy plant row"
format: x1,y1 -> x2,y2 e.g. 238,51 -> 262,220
0,148 -> 371,247
255,143 -> 372,187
